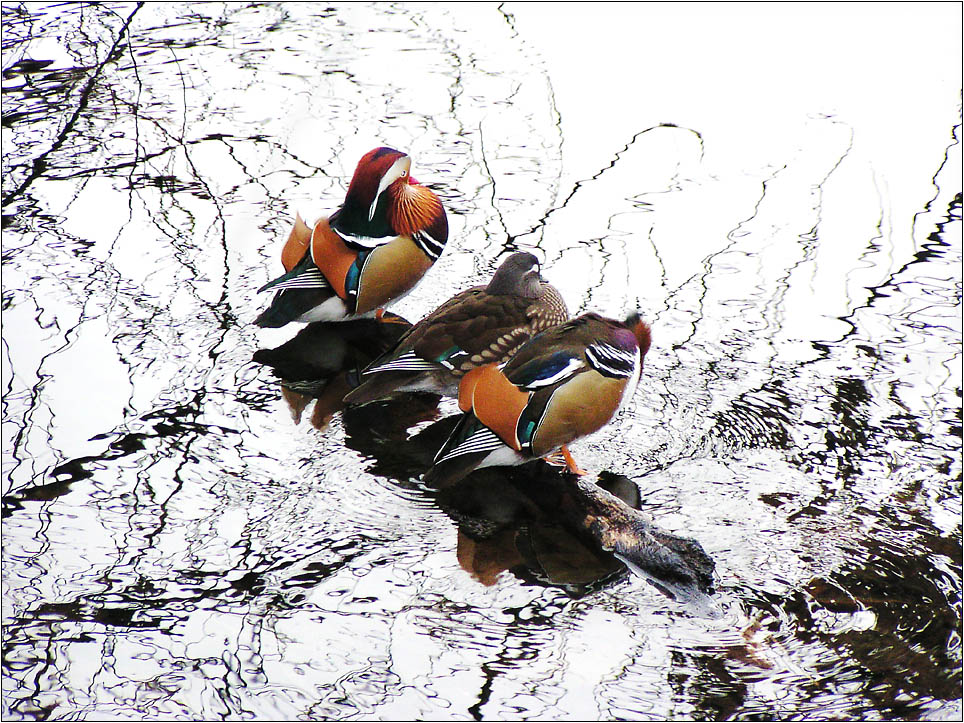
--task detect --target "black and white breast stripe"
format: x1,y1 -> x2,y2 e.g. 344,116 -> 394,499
413,230 -> 445,260
259,266 -> 331,292
434,426 -> 503,464
585,343 -> 638,378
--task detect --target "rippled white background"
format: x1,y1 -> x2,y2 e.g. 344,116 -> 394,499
2,2 -> 961,720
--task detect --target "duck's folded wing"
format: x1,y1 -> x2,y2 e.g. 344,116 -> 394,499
433,421 -> 504,465
258,256 -> 332,293
423,416 -> 503,488
364,350 -> 441,374
413,292 -> 538,371
507,349 -> 586,390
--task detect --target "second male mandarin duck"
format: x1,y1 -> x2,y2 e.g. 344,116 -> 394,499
342,252 -> 569,405
423,312 -> 652,487
255,147 -> 448,327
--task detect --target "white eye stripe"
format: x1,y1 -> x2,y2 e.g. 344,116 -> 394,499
370,156 -> 411,221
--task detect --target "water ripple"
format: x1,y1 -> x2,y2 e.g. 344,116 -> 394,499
2,2 -> 961,721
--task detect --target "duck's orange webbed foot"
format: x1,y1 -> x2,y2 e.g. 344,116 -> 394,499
561,445 -> 587,476
543,446 -> 587,475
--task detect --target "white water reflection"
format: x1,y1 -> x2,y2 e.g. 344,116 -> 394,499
2,2 -> 961,721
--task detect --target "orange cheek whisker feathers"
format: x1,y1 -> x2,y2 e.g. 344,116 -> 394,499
389,183 -> 444,236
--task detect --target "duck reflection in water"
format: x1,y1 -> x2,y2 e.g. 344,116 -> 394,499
252,314 -> 434,431
253,321 -> 716,610
344,400 -> 717,609
438,467 -> 716,601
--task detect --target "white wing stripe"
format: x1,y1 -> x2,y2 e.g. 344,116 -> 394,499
261,268 -> 330,292
367,351 -> 438,373
523,358 -> 584,389
333,229 -> 396,250
435,427 -> 504,464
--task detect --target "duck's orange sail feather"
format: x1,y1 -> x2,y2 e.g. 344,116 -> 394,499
309,217 -> 358,301
281,214 -> 313,273
459,364 -> 530,451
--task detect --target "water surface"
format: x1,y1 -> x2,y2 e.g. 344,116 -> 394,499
2,2 -> 961,720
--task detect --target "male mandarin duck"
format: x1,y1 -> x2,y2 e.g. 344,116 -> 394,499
255,147 -> 448,327
422,312 -> 652,487
342,252 -> 569,405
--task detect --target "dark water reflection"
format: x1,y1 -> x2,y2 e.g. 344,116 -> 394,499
2,2 -> 961,721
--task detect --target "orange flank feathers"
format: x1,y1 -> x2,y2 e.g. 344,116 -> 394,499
457,365 -> 487,412
278,213 -> 360,300
308,217 -> 357,300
